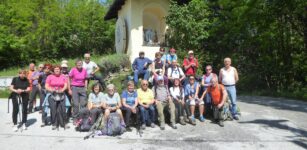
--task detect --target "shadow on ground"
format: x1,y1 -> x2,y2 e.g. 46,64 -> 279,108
240,119 -> 307,149
238,96 -> 307,113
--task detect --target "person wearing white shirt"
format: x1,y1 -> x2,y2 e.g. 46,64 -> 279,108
83,53 -> 105,89
167,60 -> 185,86
169,79 -> 186,125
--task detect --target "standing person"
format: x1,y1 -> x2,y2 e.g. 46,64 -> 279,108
61,62 -> 72,122
182,50 -> 199,86
169,78 -> 186,125
132,51 -> 152,86
200,77 -> 227,127
201,65 -> 218,117
27,63 -> 35,113
121,81 -> 139,131
137,80 -> 156,129
153,76 -> 177,130
45,65 -> 69,130
82,53 -> 105,89
184,76 -> 204,125
219,57 -> 239,120
9,70 -> 31,131
69,59 -> 88,124
29,64 -> 44,113
39,64 -> 52,127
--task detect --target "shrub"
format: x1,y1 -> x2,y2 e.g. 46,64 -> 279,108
98,54 -> 130,76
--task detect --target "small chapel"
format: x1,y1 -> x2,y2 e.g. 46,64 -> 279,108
104,0 -> 189,62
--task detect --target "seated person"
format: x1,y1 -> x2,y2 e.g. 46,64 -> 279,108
167,60 -> 185,86
200,77 -> 227,127
166,48 -> 178,67
79,83 -> 104,125
184,76 -> 204,125
121,81 -> 139,131
137,80 -> 156,130
169,78 -> 186,125
153,76 -> 177,130
132,51 -> 152,86
102,84 -> 125,126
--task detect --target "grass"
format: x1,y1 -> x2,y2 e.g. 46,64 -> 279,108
0,55 -> 103,77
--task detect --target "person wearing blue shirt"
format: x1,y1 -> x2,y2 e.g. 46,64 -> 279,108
132,51 -> 152,85
121,81 -> 139,132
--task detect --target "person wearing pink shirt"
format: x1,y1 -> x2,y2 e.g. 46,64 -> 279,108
69,59 -> 88,123
45,65 -> 68,130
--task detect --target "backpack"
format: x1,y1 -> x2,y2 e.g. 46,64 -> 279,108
100,113 -> 125,136
76,111 -> 92,132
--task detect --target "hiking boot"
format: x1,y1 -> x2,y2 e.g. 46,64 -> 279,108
22,124 -> 27,130
150,123 -> 155,128
126,127 -> 132,132
41,122 -> 46,127
13,125 -> 18,132
170,123 -> 177,129
218,121 -> 224,127
179,117 -> 186,125
141,124 -> 146,130
184,116 -> 190,123
160,123 -> 165,130
200,116 -> 205,122
233,115 -> 239,120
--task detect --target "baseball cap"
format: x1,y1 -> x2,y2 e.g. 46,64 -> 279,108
188,50 -> 194,54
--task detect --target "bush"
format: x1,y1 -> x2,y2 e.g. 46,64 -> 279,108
98,54 -> 130,76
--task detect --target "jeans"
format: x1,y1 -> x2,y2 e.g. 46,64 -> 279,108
225,85 -> 237,116
29,85 -> 41,111
134,70 -> 150,85
139,105 -> 155,125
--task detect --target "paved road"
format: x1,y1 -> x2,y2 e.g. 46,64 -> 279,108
0,96 -> 307,150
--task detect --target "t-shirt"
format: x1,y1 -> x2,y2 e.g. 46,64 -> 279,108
88,92 -> 104,105
183,57 -> 198,76
167,67 -> 184,79
83,61 -> 98,77
69,67 -> 87,87
152,85 -> 169,102
137,88 -> 154,104
11,77 -> 30,90
207,84 -> 225,105
169,87 -> 184,100
166,54 -> 177,62
121,90 -> 138,106
31,71 -> 43,86
46,74 -> 67,90
203,73 -> 217,89
103,93 -> 120,107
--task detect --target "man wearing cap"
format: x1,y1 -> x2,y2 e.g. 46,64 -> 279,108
153,75 -> 177,130
183,50 -> 199,86
28,63 -> 44,113
82,53 -> 105,89
132,51 -> 152,86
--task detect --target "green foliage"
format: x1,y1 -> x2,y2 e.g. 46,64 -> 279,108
98,54 -> 131,76
0,0 -> 115,70
166,0 -> 307,100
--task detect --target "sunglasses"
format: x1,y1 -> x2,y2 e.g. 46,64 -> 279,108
142,83 -> 148,86
206,69 -> 212,71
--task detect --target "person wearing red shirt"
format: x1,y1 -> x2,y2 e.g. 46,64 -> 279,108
183,50 -> 198,86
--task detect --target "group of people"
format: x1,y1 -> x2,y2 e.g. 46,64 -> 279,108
9,48 -> 240,134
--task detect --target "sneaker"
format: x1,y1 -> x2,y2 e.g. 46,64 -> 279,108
190,116 -> 196,125
141,124 -> 146,130
179,117 -> 186,125
65,124 -> 70,129
200,116 -> 205,122
218,121 -> 224,127
13,125 -> 18,132
160,123 -> 165,130
22,124 -> 27,130
41,123 -> 46,127
150,123 -> 155,128
233,115 -> 239,120
170,123 -> 177,129
52,125 -> 57,130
